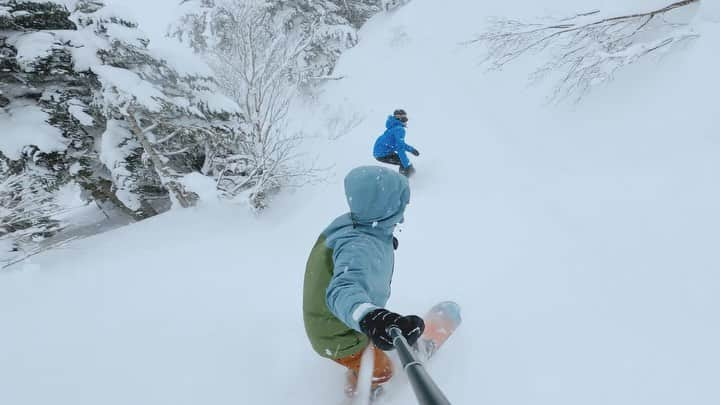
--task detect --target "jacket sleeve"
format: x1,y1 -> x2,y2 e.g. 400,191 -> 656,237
391,127 -> 414,168
325,239 -> 379,332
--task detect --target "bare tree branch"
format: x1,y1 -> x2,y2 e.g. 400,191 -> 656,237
466,0 -> 701,102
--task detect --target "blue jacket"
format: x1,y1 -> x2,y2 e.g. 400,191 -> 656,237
324,166 -> 411,332
373,116 -> 418,168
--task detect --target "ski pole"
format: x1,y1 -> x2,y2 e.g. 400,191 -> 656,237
388,327 -> 452,405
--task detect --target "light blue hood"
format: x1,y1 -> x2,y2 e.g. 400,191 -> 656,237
344,165 -> 411,231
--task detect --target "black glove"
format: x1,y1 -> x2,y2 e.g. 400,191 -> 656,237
410,148 -> 420,157
359,308 -> 425,351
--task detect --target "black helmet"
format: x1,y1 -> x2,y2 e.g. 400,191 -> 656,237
393,109 -> 408,123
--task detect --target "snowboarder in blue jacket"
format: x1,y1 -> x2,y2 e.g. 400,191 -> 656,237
373,109 -> 419,177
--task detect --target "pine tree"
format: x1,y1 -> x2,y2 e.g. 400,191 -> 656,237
1,0 -> 239,259
1,0 -> 95,258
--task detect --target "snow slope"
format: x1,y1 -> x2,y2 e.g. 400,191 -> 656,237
2,1 -> 719,404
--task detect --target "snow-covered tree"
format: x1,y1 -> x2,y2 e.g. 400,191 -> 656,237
267,0 -> 381,81
467,0 -> 701,102
171,0 -> 391,82
70,0 -> 240,211
200,0 -> 322,209
1,0 -> 239,258
0,157 -> 66,263
173,0 -> 349,209
1,0 -> 96,257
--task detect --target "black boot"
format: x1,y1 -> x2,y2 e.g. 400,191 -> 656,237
399,165 -> 415,177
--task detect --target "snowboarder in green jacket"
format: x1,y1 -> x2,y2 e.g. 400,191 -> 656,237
303,165 -> 425,396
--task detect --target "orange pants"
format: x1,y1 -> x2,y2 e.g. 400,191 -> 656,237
333,345 -> 393,392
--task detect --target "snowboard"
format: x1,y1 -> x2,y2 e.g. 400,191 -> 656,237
415,301 -> 462,361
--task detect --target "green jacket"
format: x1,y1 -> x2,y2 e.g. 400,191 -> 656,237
303,166 -> 410,359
